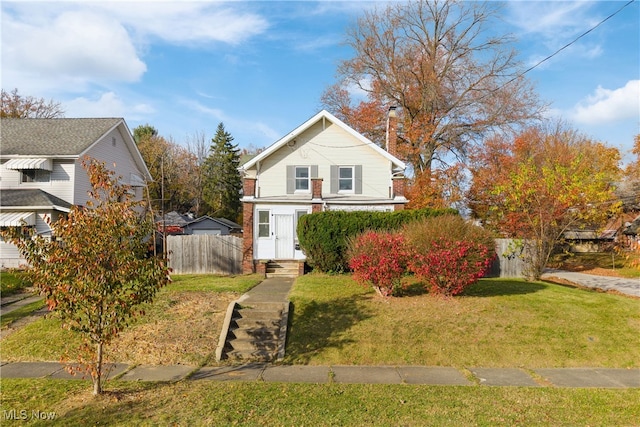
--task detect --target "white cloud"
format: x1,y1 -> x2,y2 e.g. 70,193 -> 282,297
507,1 -> 598,38
508,1 -> 604,66
65,92 -> 154,120
1,1 -> 268,94
571,80 -> 640,125
93,2 -> 269,45
2,7 -> 146,93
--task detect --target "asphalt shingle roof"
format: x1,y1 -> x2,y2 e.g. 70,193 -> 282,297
0,118 -> 123,156
0,189 -> 72,209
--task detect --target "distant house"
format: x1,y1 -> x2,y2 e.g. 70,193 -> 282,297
563,212 -> 639,252
157,211 -> 241,235
239,108 -> 407,274
0,118 -> 151,269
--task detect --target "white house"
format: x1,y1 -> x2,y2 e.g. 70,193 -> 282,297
0,117 -> 151,269
240,108 -> 407,274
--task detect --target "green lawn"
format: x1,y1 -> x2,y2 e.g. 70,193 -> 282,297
0,270 -> 32,296
1,379 -> 639,426
2,272 -> 639,425
285,274 -> 640,368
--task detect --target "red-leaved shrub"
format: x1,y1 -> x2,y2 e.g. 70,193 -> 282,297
408,238 -> 493,296
348,230 -> 408,297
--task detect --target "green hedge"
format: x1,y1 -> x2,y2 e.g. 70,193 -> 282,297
297,208 -> 457,272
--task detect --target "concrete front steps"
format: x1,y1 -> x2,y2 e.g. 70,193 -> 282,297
265,260 -> 301,278
216,301 -> 289,362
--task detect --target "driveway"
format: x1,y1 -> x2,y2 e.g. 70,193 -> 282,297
541,269 -> 640,298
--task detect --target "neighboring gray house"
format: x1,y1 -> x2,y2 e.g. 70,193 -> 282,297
186,216 -> 242,235
0,118 -> 151,269
157,211 -> 241,235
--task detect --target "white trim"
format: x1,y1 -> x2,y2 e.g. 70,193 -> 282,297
240,110 -> 406,172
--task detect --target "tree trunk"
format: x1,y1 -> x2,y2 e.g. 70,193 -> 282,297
93,341 -> 103,396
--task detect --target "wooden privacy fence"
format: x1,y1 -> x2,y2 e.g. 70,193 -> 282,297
489,238 -> 533,278
167,235 -> 242,275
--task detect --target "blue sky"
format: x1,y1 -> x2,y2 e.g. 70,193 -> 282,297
2,1 -> 638,162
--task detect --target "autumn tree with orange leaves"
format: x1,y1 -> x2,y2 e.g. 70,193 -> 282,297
3,159 -> 170,395
1,88 -> 64,118
468,122 -> 621,279
322,0 -> 542,189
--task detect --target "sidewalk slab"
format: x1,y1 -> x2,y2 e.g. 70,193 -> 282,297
0,295 -> 44,316
536,368 -> 640,388
262,365 -> 330,383
49,363 -> 129,380
120,364 -> 195,382
1,361 -> 62,378
331,366 -> 402,384
471,368 -> 540,387
190,364 -> 265,382
397,366 -> 472,386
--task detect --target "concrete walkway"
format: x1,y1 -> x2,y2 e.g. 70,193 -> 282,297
1,361 -> 639,387
0,292 -> 43,316
541,269 -> 640,298
2,273 -> 640,387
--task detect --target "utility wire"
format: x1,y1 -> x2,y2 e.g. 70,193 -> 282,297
502,0 -> 636,88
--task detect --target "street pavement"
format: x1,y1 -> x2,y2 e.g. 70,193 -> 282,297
541,269 -> 640,298
2,271 -> 639,387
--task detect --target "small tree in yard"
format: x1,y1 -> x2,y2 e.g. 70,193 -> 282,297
3,158 -> 170,395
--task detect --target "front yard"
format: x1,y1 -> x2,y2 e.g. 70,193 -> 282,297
1,271 -> 639,425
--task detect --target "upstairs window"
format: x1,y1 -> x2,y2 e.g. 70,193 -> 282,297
287,165 -> 318,194
339,166 -> 354,192
295,166 -> 310,191
330,165 -> 362,194
21,169 -> 50,183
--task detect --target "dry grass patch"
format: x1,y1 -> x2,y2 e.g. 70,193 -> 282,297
108,291 -> 237,365
0,274 -> 263,366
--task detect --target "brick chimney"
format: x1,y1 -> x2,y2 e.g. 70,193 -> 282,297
386,106 -> 398,157
311,177 -> 323,213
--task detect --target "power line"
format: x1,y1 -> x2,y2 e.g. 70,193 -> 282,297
504,0 -> 636,88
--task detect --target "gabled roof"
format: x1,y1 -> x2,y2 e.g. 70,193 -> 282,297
194,215 -> 242,229
0,189 -> 72,212
1,118 -> 122,156
240,110 -> 406,171
0,117 -> 151,181
157,211 -> 191,227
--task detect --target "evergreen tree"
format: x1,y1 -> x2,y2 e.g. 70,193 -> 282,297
202,123 -> 242,221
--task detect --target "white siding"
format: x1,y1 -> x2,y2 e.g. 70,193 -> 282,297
0,159 -> 75,204
256,121 -> 392,199
79,127 -> 147,205
0,161 -> 21,188
48,160 -> 75,203
0,242 -> 24,269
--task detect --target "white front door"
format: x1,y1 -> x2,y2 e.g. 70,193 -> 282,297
274,214 -> 294,259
